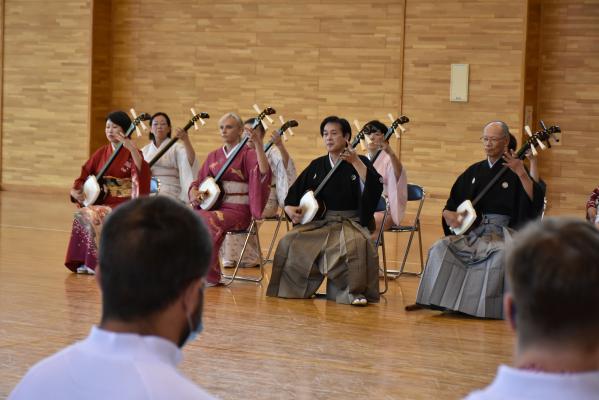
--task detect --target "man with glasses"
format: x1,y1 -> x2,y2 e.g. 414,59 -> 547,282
410,121 -> 544,319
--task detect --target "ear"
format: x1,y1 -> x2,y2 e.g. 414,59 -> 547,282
94,264 -> 102,287
181,278 -> 204,313
504,293 -> 516,332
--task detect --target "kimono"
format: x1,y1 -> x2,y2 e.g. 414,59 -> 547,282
585,186 -> 599,222
371,151 -> 407,226
266,154 -> 383,304
219,146 -> 297,267
415,158 -> 544,318
191,144 -> 271,285
142,139 -> 199,203
64,144 -> 151,272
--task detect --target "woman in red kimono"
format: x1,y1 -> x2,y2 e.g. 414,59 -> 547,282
189,112 -> 271,285
65,111 -> 151,274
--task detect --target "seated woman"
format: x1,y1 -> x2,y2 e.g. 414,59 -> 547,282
266,116 -> 383,306
65,111 -> 151,274
189,112 -> 271,285
141,112 -> 199,202
220,118 -> 297,268
363,120 -> 408,235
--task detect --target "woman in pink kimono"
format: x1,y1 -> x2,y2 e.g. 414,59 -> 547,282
364,120 -> 408,235
189,112 -> 271,285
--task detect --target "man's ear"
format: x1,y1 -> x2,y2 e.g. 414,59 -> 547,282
181,278 -> 204,313
94,264 -> 102,287
504,293 -> 516,331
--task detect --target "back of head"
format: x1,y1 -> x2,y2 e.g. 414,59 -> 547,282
506,217 -> 599,349
508,133 -> 517,151
245,117 -> 265,136
99,196 -> 212,322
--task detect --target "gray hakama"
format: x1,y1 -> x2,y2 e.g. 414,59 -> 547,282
416,214 -> 512,319
266,211 -> 380,304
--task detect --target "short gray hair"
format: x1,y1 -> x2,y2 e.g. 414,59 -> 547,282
483,121 -> 510,139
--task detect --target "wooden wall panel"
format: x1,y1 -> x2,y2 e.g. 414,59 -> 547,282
89,0 -> 112,153
4,0 -> 598,222
1,0 -> 91,190
0,0 -> 4,185
93,0 -> 405,175
535,0 -> 599,216
400,0 -> 528,221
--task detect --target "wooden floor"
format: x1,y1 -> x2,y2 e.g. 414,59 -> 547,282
0,191 -> 513,399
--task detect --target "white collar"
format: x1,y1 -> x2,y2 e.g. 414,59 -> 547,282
87,326 -> 182,366
487,157 -> 499,168
222,143 -> 240,158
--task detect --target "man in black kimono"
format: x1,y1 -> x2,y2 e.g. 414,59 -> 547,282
266,116 -> 383,306
414,121 -> 544,318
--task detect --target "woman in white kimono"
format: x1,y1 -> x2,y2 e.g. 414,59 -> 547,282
142,112 -> 199,202
220,118 -> 297,268
364,120 -> 408,236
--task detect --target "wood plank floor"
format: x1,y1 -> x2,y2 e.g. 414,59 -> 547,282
0,191 -> 513,399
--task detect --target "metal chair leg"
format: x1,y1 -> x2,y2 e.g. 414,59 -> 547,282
222,220 -> 264,286
416,220 -> 424,275
264,210 -> 285,264
380,234 -> 389,294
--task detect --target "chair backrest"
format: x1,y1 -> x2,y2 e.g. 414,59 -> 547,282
406,183 -> 426,226
375,196 -> 387,212
407,184 -> 424,201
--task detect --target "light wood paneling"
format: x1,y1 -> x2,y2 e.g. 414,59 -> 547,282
535,0 -> 599,216
89,0 -> 112,153
90,0 -> 406,174
0,191 -> 513,399
0,0 -> 4,185
400,0 -> 528,219
1,0 -> 91,190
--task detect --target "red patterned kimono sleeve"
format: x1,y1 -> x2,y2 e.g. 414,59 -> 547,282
188,153 -> 214,201
586,187 -> 599,210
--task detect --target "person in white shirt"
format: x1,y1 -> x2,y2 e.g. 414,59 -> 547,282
465,217 -> 599,400
142,112 -> 199,203
9,196 -> 217,400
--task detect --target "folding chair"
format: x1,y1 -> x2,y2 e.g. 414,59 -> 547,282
375,183 -> 426,281
374,196 -> 390,294
221,218 -> 265,286
261,208 -> 290,264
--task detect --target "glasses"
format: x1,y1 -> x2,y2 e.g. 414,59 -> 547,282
480,136 -> 504,144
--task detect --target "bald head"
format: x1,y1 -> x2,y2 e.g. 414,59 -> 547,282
483,121 -> 510,139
